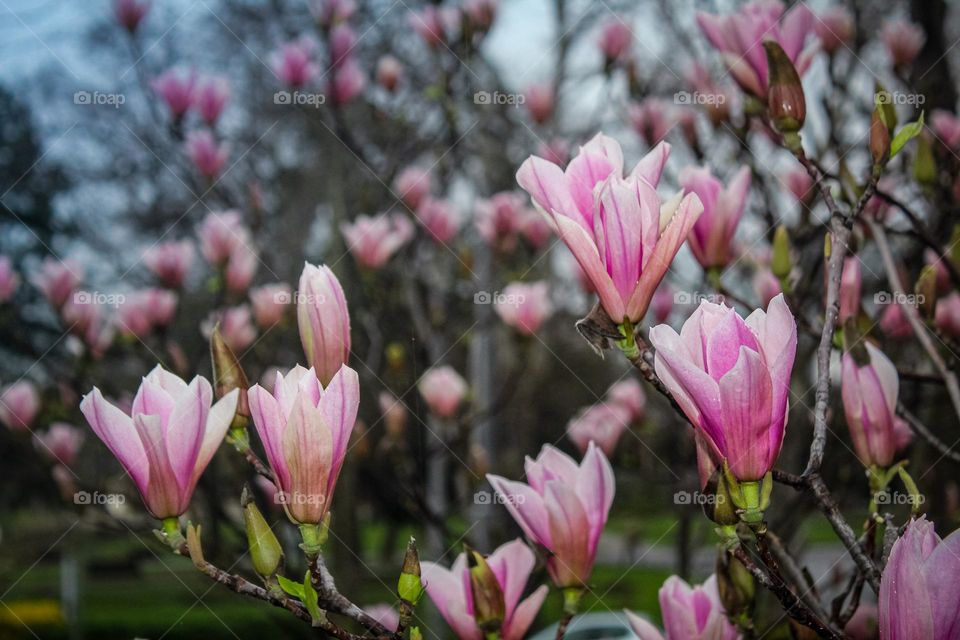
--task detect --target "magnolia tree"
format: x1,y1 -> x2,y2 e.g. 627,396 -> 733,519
4,0 -> 960,638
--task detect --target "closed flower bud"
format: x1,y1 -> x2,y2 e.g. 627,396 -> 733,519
297,262 -> 351,386
242,486 -> 283,579
764,41 -> 805,137
771,225 -> 792,281
466,546 -> 505,633
210,326 -> 250,430
870,109 -> 891,166
398,538 -> 424,605
716,550 -> 756,624
916,265 -> 939,319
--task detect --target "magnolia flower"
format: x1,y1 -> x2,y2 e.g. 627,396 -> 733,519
839,257 -> 862,324
680,166 -> 751,269
410,6 -> 448,48
0,381 -> 40,431
415,197 -> 461,244
152,68 -> 196,120
114,0 -> 150,33
930,110 -> 960,150
298,263 -> 351,386
185,130 -> 229,179
249,283 -> 292,328
144,240 -> 194,288
198,210 -> 250,266
329,24 -> 357,65
273,39 -> 318,88
378,392 -> 408,437
488,443 -> 614,588
567,403 -> 631,457
204,306 -> 257,353
841,342 -> 909,469
936,293 -> 960,338
536,138 -> 569,166
880,302 -> 912,340
35,422 -> 85,466
696,1 -> 816,97
879,516 -> 960,639
421,539 -> 548,640
650,284 -> 674,324
517,133 -> 703,324
376,55 -> 403,92
363,605 -> 399,633
341,213 -> 414,269
781,165 -> 815,206
815,7 -> 854,55
628,98 -> 675,146
524,84 -> 554,124
625,574 -> 738,640
462,0 -> 498,32
193,76 -> 230,126
32,258 -> 82,309
475,192 -> 526,252
62,295 -> 113,357
225,245 -> 258,293
117,292 -> 156,339
330,58 -> 366,105
606,378 -> 646,422
248,365 -> 359,524
80,367 -> 238,519
685,63 -> 732,125
650,295 -> 797,482
881,20 -> 925,68
418,366 -> 468,419
310,0 -> 356,26
0,255 -> 21,303
394,166 -> 433,210
518,206 -> 553,250
494,281 -> 553,336
597,18 -> 632,63
753,268 -> 781,308
144,288 -> 178,327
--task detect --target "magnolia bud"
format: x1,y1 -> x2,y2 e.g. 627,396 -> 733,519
210,326 -> 250,432
913,135 -> 936,185
916,265 -> 939,319
702,468 -> 739,527
870,109 -> 891,166
764,41 -> 805,139
716,549 -> 756,626
466,546 -> 505,633
771,225 -> 792,281
398,537 -> 424,605
242,486 -> 283,579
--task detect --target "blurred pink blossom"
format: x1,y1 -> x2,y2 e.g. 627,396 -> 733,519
494,281 -> 553,336
35,422 -> 84,466
815,7 -> 854,55
198,210 -> 250,266
273,40 -> 318,88
329,24 -> 358,65
626,574 -> 738,640
680,165 -> 752,269
310,0 -> 356,26
879,302 -> 912,340
597,18 -> 632,63
152,68 -> 196,121
881,19 -> 925,68
193,76 -> 230,126
567,403 -> 631,457
930,110 -> 960,149
205,305 -> 257,352
330,58 -> 366,105
362,605 -> 399,634
376,55 -> 404,92
144,239 -> 194,288
606,378 -> 646,422
185,130 -> 229,179
936,292 -> 960,338
32,258 -> 82,309
628,98 -> 674,146
341,213 -> 414,269
225,245 -> 258,293
0,256 -> 20,303
418,366 -> 468,419
524,83 -> 554,124
781,165 -> 815,206
114,0 -> 150,33
394,165 -> 433,210
461,0 -> 498,33
475,192 -> 526,252
0,380 -> 40,432
415,197 -> 461,244
753,268 -> 782,308
650,283 -> 674,324
410,6 -> 449,48
249,283 -> 292,328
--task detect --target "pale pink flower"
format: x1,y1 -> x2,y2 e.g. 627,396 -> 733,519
80,367 -> 238,518
152,68 -> 196,120
144,240 -> 194,288
881,19 -> 925,68
629,98 -> 675,146
35,422 -> 85,466
650,294 -> 797,481
206,306 -> 257,353
117,292 -> 155,339
298,263 -> 351,386
376,55 -> 404,92
935,292 -> 960,338
225,245 -> 258,294
488,443 -> 615,588
421,539 -> 548,640
248,365 -> 359,524
880,303 -> 912,340
363,605 -> 399,633
680,166 -> 752,269
0,256 -> 21,303
143,288 -> 178,327
597,18 -> 632,63
475,192 -> 526,252
198,210 -> 250,266
461,0 -> 498,32
394,166 -> 433,210
839,257 -> 862,324
114,0 -> 150,33
249,283 -> 292,328
330,58 -> 366,105
273,40 -> 318,88
625,574 -> 738,640
841,342 -> 907,469
193,76 -> 230,126
32,258 -> 82,309
930,110 -> 960,150
650,283 -> 674,324
410,6 -> 448,48
310,0 -> 356,26
329,24 -> 357,65
518,206 -> 553,250
753,268 -> 781,308
0,381 -> 40,432
781,165 -> 815,206
815,7 -> 854,55
536,138 -> 569,166
415,197 -> 461,244
606,378 -> 646,422
340,213 -> 414,269
524,84 -> 554,124
494,281 -> 553,336
567,403 -> 630,457
517,133 -> 703,324
378,392 -> 408,436
185,130 -> 229,179
418,366 -> 468,419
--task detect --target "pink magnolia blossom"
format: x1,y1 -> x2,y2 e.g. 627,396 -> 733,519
0,381 -> 40,431
650,294 -> 797,481
249,283 -> 292,328
680,166 -> 752,269
536,138 -> 569,166
841,342 -> 908,469
753,268 -> 782,308
517,133 -> 703,324
0,256 -> 21,303
198,210 -> 250,267
114,0 -> 150,33
193,76 -> 230,126
185,130 -> 229,179
248,365 -> 359,524
62,294 -> 113,357
418,366 -> 468,419
880,302 -> 912,340
696,1 -> 817,98
475,192 -> 526,252
628,98 -> 675,146
879,516 -> 960,639
930,110 -> 960,150
597,18 -> 632,63
461,0 -> 498,33
394,165 -> 433,210
606,378 -> 646,422
494,281 -> 553,336
80,367 -> 238,518
152,68 -> 196,120
415,197 -> 461,244
524,84 -> 554,124
376,55 -> 404,92
781,165 -> 815,206
935,292 -> 960,338
205,306 -> 257,353
144,240 -> 194,288
488,443 -> 615,588
329,24 -> 357,65
143,288 -> 178,327
341,213 -> 414,269
410,6 -> 448,48
225,245 -> 258,293
685,63 -> 732,125
815,7 -> 854,55
518,206 -> 553,250
378,392 -> 408,437
420,539 -> 548,640
273,40 -> 318,88
839,257 -> 862,324
567,403 -> 630,457
650,284 -> 674,324
35,422 -> 85,466
625,574 -> 738,640
117,293 -> 155,339
32,258 -> 82,309
330,58 -> 366,105
298,263 -> 351,386
363,605 -> 399,633
881,20 -> 925,68
310,0 -> 356,26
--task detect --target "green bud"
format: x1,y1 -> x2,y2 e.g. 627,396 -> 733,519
716,549 -> 756,628
466,546 -> 505,634
210,326 -> 250,438
771,226 -> 792,281
913,134 -> 936,185
916,265 -> 939,319
242,486 -> 283,579
764,41 -> 806,137
398,537 -> 425,605
870,109 -> 891,166
702,468 -> 739,527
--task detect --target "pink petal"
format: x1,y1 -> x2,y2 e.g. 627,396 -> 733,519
625,610 -> 665,640
134,414 -> 182,517
487,474 -> 551,547
318,365 -> 360,497
553,214 -> 626,322
629,141 -> 671,187
190,388 -> 238,487
516,156 -> 580,227
248,384 -> 291,492
719,347 -> 775,481
779,1 -> 814,61
487,539 -> 535,621
526,445 -> 579,492
421,560 -> 481,640
281,392 -> 333,523
544,480 -> 591,586
164,377 -> 210,496
575,441 -> 615,553
504,585 -> 547,640
80,389 -> 149,492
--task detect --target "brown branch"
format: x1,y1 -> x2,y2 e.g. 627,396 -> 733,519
309,554 -> 395,637
897,403 -> 960,463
